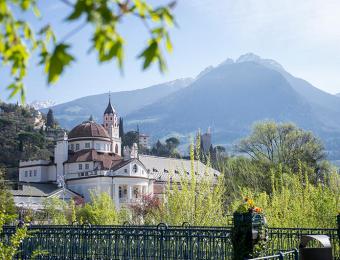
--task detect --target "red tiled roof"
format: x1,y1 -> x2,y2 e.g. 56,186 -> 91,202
68,121 -> 110,139
67,149 -> 124,170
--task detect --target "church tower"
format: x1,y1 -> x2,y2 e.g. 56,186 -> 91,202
103,94 -> 121,155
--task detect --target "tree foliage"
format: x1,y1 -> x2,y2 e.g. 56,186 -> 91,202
151,138 -> 180,157
1,0 -> 176,102
0,102 -> 53,170
46,109 -> 55,128
237,121 -> 326,172
0,211 -> 28,260
230,167 -> 340,228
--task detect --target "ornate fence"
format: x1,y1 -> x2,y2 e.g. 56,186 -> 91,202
267,227 -> 339,259
3,224 -> 233,259
1,224 -> 339,259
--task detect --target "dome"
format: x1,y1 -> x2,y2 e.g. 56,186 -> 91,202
68,121 -> 110,139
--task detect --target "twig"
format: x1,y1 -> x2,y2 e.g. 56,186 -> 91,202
59,0 -> 74,7
60,22 -> 87,43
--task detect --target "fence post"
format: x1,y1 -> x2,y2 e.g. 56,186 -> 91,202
278,251 -> 284,260
232,211 -> 267,260
337,213 -> 340,241
294,248 -> 299,260
232,212 -> 252,260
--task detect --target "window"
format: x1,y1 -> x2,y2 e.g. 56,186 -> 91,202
33,170 -> 37,176
95,143 -> 100,150
119,186 -> 122,198
85,143 -> 90,149
71,144 -> 74,150
25,171 -> 28,177
85,164 -> 89,170
115,144 -> 119,154
76,144 -> 80,150
29,170 -> 32,177
133,164 -> 138,173
124,168 -> 128,173
78,164 -> 83,170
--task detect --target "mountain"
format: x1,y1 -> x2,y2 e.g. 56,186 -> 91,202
43,78 -> 193,129
30,100 -> 56,110
50,53 -> 340,159
124,54 -> 340,158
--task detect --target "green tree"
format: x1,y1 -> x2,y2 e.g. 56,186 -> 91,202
0,168 -> 16,222
77,192 -> 130,225
46,109 -> 55,128
0,211 -> 28,260
122,131 -> 139,148
1,0 -> 176,102
165,137 -> 179,153
237,121 -> 326,173
230,167 -> 340,228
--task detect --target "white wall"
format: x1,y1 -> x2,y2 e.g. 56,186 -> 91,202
19,162 -> 55,183
54,138 -> 68,180
68,139 -> 112,153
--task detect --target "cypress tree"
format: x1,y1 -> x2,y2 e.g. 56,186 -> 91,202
46,109 -> 55,128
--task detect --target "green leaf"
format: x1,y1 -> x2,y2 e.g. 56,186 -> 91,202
47,44 -> 74,84
67,1 -> 84,21
165,32 -> 172,53
138,40 -> 158,69
7,82 -> 24,102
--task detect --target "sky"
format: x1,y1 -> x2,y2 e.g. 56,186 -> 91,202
2,0 -> 340,104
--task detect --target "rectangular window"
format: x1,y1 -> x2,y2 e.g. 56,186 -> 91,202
33,170 -> 37,176
85,164 -> 89,170
71,144 -> 74,150
95,143 -> 100,149
25,171 -> 28,177
29,170 -> 32,177
85,143 -> 90,149
76,144 -> 80,150
124,168 -> 128,173
78,164 -> 82,170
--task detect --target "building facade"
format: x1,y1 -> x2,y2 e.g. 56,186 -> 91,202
15,98 -> 220,209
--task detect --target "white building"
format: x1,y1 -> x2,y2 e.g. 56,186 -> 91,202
139,133 -> 150,149
14,97 -> 220,209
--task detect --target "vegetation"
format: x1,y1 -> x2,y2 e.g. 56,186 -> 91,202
237,121 -> 326,174
0,102 -> 53,177
0,211 -> 28,260
46,109 -> 55,128
151,137 -> 181,157
1,0 -> 176,102
0,168 -> 16,223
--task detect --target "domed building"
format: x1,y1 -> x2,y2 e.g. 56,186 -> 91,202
16,96 -> 220,209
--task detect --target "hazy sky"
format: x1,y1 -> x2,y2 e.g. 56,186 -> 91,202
2,0 -> 340,104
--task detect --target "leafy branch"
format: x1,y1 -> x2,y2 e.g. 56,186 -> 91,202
0,0 -> 177,102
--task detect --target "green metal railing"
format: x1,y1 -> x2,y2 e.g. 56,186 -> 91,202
3,224 -> 233,259
1,224 -> 339,259
267,227 -> 339,259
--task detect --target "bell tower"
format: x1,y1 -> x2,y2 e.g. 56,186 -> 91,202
103,93 -> 121,155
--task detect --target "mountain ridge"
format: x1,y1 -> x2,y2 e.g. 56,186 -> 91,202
47,53 -> 340,159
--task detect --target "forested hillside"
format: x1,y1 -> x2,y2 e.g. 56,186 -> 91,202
0,102 -> 54,179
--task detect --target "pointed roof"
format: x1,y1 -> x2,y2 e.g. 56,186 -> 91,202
104,93 -> 115,114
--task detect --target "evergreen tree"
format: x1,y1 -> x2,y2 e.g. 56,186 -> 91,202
119,118 -> 124,154
46,109 -> 55,128
119,118 -> 124,138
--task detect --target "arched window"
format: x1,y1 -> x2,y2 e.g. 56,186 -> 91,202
115,144 -> 119,154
